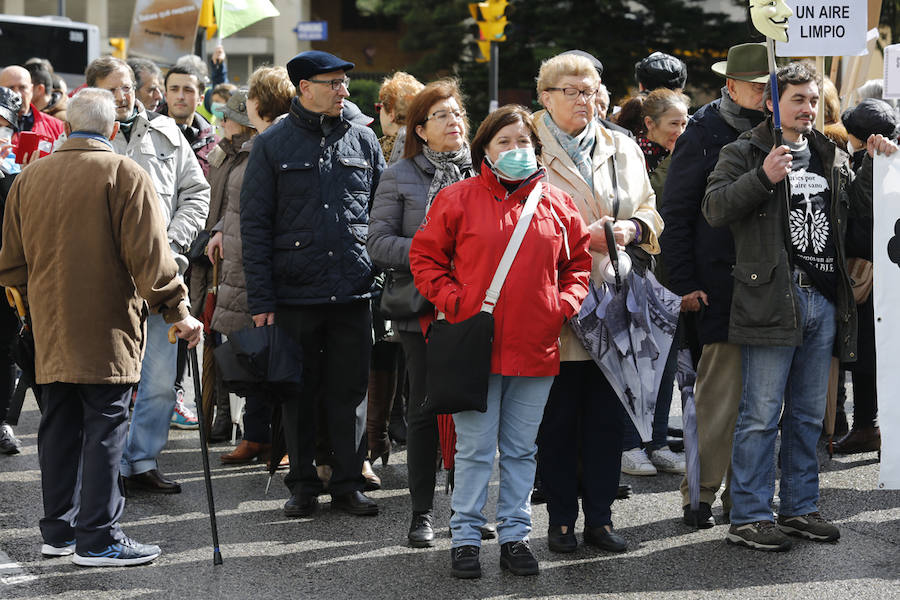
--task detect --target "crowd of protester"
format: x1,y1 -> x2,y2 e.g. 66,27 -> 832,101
0,38 -> 895,574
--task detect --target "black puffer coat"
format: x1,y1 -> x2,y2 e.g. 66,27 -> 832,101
241,98 -> 385,314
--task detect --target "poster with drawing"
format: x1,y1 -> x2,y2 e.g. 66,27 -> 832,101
872,152 -> 900,489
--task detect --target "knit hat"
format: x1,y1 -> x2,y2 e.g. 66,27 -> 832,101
842,98 -> 899,141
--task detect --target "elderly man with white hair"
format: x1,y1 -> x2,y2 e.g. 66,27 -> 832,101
0,87 -> 202,567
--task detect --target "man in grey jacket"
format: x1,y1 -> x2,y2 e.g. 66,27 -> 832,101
703,62 -> 896,552
85,56 -> 210,495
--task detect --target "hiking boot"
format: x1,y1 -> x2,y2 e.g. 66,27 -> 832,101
500,540 -> 539,576
777,512 -> 840,542
726,521 -> 792,552
170,390 -> 199,430
621,448 -> 656,476
72,537 -> 161,567
650,446 -> 686,474
0,422 -> 20,454
450,545 -> 481,579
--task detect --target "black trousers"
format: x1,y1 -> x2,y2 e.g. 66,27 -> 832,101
537,360 -> 624,529
847,295 -> 877,428
398,331 -> 438,513
38,382 -> 131,552
277,301 -> 371,497
0,303 -> 18,422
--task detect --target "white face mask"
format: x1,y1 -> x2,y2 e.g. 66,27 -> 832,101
847,139 -> 856,155
0,126 -> 13,142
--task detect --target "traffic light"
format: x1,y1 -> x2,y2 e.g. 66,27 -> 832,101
109,37 -> 126,59
469,0 -> 508,62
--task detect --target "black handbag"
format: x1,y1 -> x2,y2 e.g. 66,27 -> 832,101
379,269 -> 431,320
186,230 -> 212,267
423,182 -> 543,414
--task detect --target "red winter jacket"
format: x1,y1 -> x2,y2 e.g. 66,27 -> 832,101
410,167 -> 591,377
11,105 -> 65,147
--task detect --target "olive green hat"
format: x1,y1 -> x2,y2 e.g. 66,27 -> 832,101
711,43 -> 769,84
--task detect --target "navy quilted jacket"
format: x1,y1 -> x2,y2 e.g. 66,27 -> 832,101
240,98 -> 385,314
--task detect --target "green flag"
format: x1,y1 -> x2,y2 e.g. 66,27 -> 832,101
213,0 -> 280,39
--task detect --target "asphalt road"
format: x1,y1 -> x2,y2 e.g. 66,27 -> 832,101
1,380 -> 898,599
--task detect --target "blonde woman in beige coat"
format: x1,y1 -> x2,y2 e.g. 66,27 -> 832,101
532,52 -> 662,555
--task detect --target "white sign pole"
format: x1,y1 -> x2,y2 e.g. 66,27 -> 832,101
872,152 -> 900,489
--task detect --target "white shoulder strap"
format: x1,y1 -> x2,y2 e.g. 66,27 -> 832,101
481,182 -> 543,314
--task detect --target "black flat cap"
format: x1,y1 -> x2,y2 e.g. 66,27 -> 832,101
559,50 -> 603,77
0,87 -> 22,131
842,98 -> 899,141
635,52 -> 687,91
286,51 -> 354,87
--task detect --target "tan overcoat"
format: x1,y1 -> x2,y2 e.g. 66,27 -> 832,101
0,137 -> 189,384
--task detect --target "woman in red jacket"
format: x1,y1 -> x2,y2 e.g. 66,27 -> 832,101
410,105 -> 591,579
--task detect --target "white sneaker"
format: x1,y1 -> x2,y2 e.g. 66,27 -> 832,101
650,446 -> 686,474
621,448 -> 657,476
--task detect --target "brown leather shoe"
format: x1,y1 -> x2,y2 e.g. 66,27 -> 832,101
221,440 -> 271,465
833,426 -> 880,455
362,459 -> 381,491
124,469 -> 181,494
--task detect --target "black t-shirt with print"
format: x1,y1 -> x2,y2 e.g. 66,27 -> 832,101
787,139 -> 838,302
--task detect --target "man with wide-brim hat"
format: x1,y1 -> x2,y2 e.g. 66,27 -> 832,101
241,51 -> 386,519
657,42 -> 769,530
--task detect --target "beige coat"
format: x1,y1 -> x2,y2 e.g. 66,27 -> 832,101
0,137 -> 189,384
533,110 -> 663,362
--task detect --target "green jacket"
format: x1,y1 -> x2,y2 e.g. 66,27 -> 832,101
702,119 -> 872,362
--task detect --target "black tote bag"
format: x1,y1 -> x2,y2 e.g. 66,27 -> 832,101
379,269 -> 432,320
423,311 -> 494,414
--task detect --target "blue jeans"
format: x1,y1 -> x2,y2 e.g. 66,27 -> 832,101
730,283 -> 835,525
120,313 -> 178,477
450,374 -> 553,548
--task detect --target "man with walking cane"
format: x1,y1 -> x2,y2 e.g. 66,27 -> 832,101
0,88 -> 202,566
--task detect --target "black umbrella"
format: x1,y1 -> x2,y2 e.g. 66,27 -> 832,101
5,287 -> 41,425
212,325 -> 301,493
212,325 -> 303,398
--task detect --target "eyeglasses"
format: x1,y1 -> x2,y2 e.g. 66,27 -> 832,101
424,109 -> 466,124
374,102 -> 383,114
104,84 -> 134,96
307,76 -> 350,91
545,87 -> 598,101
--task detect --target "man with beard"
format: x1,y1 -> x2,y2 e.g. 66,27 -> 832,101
703,62 -> 897,551
84,56 -> 209,495
660,42 -> 768,529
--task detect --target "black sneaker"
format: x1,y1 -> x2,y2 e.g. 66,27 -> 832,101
72,537 -> 161,567
683,502 -> 715,529
726,521 -> 792,552
408,511 -> 435,548
777,512 -> 840,542
500,540 -> 539,576
450,545 -> 481,579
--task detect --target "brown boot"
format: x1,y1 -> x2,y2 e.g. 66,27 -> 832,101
362,459 -> 381,491
366,369 -> 394,465
833,426 -> 880,454
221,440 -> 271,464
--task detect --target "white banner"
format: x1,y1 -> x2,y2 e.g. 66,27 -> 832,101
872,152 -> 900,489
776,0 -> 867,57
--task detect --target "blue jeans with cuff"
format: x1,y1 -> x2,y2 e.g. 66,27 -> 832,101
450,374 -> 553,548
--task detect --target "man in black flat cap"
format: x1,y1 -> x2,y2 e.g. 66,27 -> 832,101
241,50 -> 385,518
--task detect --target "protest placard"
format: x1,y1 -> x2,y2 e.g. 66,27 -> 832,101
128,0 -> 202,67
776,0 -> 867,57
872,152 -> 900,489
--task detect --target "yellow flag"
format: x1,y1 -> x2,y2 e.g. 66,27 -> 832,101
199,0 -> 217,40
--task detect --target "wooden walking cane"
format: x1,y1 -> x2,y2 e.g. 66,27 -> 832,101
168,325 -> 223,565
